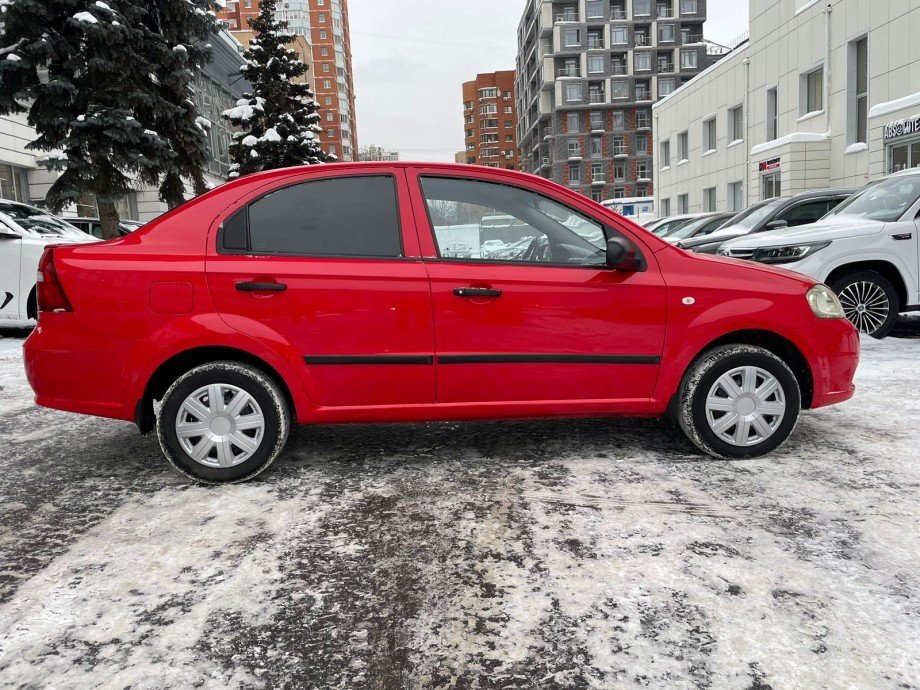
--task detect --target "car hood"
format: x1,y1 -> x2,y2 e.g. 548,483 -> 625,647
678,227 -> 748,249
686,249 -> 817,286
720,216 -> 886,250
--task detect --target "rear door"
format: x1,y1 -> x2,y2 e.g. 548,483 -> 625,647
0,219 -> 22,320
408,169 -> 666,409
206,169 -> 435,408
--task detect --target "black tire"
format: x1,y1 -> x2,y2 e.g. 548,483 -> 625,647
829,271 -> 899,339
678,345 -> 801,459
156,361 -> 290,483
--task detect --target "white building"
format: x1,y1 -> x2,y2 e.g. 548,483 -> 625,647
652,0 -> 920,216
0,30 -> 249,222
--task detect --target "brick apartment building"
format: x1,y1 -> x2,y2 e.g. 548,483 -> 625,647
462,71 -> 520,170
216,0 -> 358,161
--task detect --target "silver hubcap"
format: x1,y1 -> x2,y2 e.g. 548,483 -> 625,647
838,281 -> 889,335
705,366 -> 786,447
175,384 -> 265,468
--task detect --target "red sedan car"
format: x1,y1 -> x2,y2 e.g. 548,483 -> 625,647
24,163 -> 859,483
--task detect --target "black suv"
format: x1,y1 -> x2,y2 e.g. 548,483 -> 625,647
676,189 -> 855,254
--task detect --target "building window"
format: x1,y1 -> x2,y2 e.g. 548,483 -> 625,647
658,24 -> 675,43
591,189 -> 604,203
849,36 -> 868,145
591,162 -> 604,181
611,80 -> 628,99
612,135 -> 626,155
612,110 -> 625,130
728,105 -> 743,143
590,137 -> 603,158
660,198 -> 671,216
568,139 -> 581,157
802,64 -> 824,115
637,160 -> 649,179
763,172 -> 781,199
588,55 -> 605,74
614,161 -> 626,181
634,0 -> 651,15
767,87 -> 778,141
680,0 -> 698,13
658,78 -> 676,97
567,112 -> 581,133
478,87 -> 499,99
636,109 -> 651,128
703,117 -> 716,152
636,133 -> 647,154
635,51 -> 651,71
565,83 -> 583,102
678,193 -> 689,213
703,187 -> 716,212
728,181 -> 743,212
613,187 -> 626,199
0,163 -> 29,203
569,163 -> 581,184
678,130 -> 689,160
680,50 -> 698,70
660,140 -> 670,168
590,111 -> 604,131
586,0 -> 604,18
563,28 -> 582,47
611,26 -> 628,45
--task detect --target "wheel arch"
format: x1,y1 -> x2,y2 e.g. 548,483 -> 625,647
825,260 -> 908,310
136,346 -> 298,434
665,329 -> 814,422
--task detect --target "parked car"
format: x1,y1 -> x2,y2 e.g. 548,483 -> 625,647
0,201 -> 97,324
677,190 -> 855,254
64,216 -> 144,239
24,163 -> 859,483
719,169 -> 920,338
664,213 -> 736,244
648,214 -> 713,237
480,239 -> 507,257
442,242 -> 473,258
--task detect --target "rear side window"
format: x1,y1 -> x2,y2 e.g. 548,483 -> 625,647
246,176 -> 402,257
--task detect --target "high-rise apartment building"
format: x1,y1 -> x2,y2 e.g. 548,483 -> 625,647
216,0 -> 358,161
462,71 -> 520,170
515,0 -> 718,202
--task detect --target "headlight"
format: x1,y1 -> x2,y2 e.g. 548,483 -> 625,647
807,284 -> 845,319
751,241 -> 831,264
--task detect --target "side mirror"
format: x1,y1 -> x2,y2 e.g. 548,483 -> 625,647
606,237 -> 639,272
763,219 -> 789,231
0,231 -> 21,241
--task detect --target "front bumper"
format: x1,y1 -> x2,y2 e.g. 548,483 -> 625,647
789,318 -> 860,409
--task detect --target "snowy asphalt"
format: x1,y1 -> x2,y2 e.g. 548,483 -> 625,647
1,323 -> 919,689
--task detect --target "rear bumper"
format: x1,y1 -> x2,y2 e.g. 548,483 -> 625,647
23,314 -> 137,422
789,319 -> 859,409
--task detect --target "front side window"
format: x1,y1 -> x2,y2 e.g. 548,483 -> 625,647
246,176 -> 402,257
779,200 -> 831,227
419,177 -> 608,265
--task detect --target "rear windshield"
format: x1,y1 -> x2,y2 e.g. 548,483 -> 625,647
829,176 -> 920,223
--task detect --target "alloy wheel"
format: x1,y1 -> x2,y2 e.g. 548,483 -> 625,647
838,281 -> 890,335
175,383 -> 266,468
704,366 -> 786,447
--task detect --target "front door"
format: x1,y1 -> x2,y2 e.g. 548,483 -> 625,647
410,172 -> 666,409
206,171 -> 435,408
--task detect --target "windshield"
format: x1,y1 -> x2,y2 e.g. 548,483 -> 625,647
0,203 -> 85,238
829,176 -> 920,222
713,199 -> 785,235
669,216 -> 724,240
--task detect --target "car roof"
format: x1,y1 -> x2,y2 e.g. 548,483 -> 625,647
784,188 -> 856,201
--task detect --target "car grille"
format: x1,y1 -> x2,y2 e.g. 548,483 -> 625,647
720,248 -> 756,260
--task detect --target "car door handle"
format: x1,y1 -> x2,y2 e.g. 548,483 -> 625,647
236,281 -> 288,292
891,232 -> 913,240
453,287 -> 503,298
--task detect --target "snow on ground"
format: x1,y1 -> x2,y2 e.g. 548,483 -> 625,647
0,324 -> 919,688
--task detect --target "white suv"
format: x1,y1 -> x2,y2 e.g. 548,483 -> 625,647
0,201 -> 98,324
719,170 -> 920,338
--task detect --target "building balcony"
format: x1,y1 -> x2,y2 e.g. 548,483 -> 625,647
557,67 -> 581,77
589,93 -> 606,103
591,175 -> 607,185
555,11 -> 578,22
635,89 -> 652,101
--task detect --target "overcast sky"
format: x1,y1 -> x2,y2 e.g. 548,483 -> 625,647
347,0 -> 748,162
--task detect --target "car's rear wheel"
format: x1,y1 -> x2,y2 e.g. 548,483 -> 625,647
829,271 -> 899,339
678,345 -> 800,459
157,362 -> 290,483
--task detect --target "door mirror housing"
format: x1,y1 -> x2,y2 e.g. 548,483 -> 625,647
763,219 -> 789,231
0,230 -> 21,241
606,237 -> 639,272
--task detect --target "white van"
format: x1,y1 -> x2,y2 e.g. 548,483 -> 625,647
719,170 -> 920,338
0,201 -> 97,324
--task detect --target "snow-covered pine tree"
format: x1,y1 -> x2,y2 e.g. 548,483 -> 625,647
223,0 -> 331,178
0,0 -> 220,238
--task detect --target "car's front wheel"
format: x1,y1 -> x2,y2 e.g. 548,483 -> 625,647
678,345 -> 801,459
829,271 -> 899,339
157,362 -> 290,483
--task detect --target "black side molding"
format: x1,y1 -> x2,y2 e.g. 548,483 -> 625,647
437,354 -> 661,365
304,355 -> 434,365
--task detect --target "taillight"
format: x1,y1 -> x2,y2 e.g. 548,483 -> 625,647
37,247 -> 73,313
